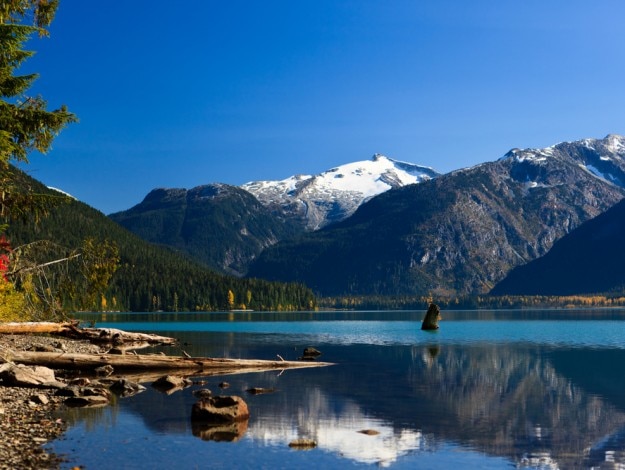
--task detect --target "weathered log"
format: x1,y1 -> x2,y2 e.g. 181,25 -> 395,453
63,326 -> 178,346
5,350 -> 333,374
0,322 -> 76,335
0,322 -> 177,346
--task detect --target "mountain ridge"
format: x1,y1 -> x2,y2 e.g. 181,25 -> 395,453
248,134 -> 625,296
109,154 -> 439,274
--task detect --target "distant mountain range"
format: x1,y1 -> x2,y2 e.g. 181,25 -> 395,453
248,135 -> 625,296
110,154 -> 439,274
108,134 -> 625,297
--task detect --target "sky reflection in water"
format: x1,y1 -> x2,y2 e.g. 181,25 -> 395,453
50,310 -> 625,469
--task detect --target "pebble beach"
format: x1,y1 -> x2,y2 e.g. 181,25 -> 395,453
0,334 -> 103,470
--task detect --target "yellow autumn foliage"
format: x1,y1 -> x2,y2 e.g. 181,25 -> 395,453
0,280 -> 29,322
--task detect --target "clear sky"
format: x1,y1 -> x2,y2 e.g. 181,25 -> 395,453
19,0 -> 625,214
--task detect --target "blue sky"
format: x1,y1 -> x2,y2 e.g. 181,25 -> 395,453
20,0 -> 625,214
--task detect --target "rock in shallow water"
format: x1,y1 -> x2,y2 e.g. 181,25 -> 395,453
191,395 -> 249,423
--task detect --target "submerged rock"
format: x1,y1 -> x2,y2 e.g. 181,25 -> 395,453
421,303 -> 441,330
152,375 -> 193,394
193,388 -> 213,399
109,378 -> 146,398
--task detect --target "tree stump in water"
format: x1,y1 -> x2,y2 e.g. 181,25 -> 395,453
421,303 -> 441,330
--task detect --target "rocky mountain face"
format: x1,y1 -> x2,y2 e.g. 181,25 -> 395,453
109,184 -> 301,276
110,154 -> 438,276
248,135 -> 625,296
242,154 -> 439,230
491,195 -> 625,296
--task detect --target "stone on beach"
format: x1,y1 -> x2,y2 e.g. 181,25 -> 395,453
0,363 -> 66,389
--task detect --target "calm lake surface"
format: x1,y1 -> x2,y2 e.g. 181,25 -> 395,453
48,309 -> 625,469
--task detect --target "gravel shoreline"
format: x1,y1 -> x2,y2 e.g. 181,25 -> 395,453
0,334 -> 105,470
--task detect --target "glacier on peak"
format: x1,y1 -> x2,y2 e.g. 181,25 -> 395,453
242,154 -> 440,230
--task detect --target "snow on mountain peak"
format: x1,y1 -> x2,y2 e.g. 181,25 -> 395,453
604,134 -> 625,153
499,135 -> 625,191
311,154 -> 437,198
242,154 -> 440,230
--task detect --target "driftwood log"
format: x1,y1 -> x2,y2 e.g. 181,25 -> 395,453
0,322 -> 74,335
5,350 -> 333,374
0,322 -> 177,345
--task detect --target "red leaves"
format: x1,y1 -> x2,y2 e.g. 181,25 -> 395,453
0,235 -> 12,282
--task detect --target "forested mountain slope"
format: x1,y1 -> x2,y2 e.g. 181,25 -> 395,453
5,169 -> 315,311
109,184 -> 301,276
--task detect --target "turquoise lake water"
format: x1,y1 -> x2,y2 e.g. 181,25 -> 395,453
48,309 -> 625,469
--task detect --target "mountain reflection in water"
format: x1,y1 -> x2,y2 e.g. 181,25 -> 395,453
52,313 -> 625,469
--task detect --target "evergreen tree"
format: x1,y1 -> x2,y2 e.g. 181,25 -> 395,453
0,0 -> 76,225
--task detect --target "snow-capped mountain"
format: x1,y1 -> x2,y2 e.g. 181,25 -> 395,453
497,134 -> 625,188
249,135 -> 625,296
242,154 -> 440,230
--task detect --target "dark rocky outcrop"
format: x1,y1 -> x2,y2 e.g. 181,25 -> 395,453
421,303 -> 441,330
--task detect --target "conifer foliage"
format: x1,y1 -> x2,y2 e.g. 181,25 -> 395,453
0,0 -> 76,224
